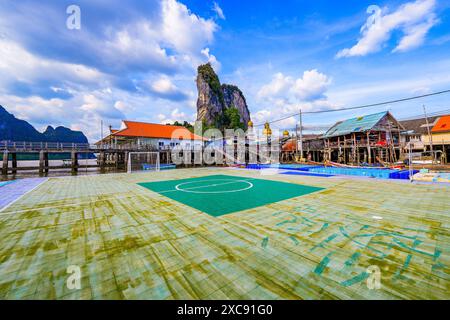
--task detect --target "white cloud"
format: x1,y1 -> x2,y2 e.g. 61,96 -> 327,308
254,70 -> 337,128
201,48 -> 221,71
151,77 -> 178,94
147,76 -> 190,101
393,17 -> 436,52
161,0 -> 217,55
337,0 -> 437,58
157,107 -> 194,124
257,69 -> 331,102
257,73 -> 292,99
0,38 -> 105,88
103,22 -> 178,73
292,69 -> 332,100
213,2 -> 226,20
0,0 -> 223,141
100,0 -> 220,74
114,101 -> 130,112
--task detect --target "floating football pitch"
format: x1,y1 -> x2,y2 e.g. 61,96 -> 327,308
0,168 -> 449,300
138,174 -> 324,216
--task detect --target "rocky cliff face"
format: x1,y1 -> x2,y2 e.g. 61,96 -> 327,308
196,64 -> 224,128
221,84 -> 251,126
196,63 -> 251,130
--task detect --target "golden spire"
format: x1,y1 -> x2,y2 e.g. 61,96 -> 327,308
263,122 -> 272,136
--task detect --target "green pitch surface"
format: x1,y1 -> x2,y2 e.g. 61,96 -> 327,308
138,174 -> 324,216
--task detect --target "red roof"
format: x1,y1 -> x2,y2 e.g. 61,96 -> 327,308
282,139 -> 296,152
113,121 -> 205,140
431,115 -> 450,133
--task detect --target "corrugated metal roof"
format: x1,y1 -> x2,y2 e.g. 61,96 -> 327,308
400,116 -> 440,135
322,111 -> 388,138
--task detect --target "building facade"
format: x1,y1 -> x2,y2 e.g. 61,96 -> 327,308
321,111 -> 404,165
96,121 -> 206,150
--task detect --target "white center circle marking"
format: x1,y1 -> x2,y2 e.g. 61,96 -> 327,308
175,179 -> 254,194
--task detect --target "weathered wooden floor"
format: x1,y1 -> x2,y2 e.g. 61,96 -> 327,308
0,168 -> 449,299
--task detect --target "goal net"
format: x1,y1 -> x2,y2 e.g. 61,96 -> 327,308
127,152 -> 160,173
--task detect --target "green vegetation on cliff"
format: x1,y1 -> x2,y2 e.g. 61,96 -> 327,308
197,63 -> 224,107
224,107 -> 245,130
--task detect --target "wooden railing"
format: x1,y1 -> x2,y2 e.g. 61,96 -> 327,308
0,140 -> 200,152
0,141 -> 93,151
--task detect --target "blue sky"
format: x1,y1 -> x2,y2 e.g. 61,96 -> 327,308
0,0 -> 450,140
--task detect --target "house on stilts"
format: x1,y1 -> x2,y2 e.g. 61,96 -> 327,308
321,111 -> 404,165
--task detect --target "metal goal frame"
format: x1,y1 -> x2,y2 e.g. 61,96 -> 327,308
127,151 -> 160,173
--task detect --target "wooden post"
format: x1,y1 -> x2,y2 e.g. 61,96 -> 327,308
343,135 -> 347,164
337,136 -> 341,163
2,150 -> 8,175
114,152 -> 119,169
11,152 -> 17,174
39,150 -> 45,175
124,151 -> 129,172
327,139 -> 331,161
443,144 -> 447,164
71,151 -> 78,174
367,131 -> 371,164
99,151 -> 105,169
44,152 -> 49,173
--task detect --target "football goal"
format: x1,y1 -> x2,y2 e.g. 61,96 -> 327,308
127,152 -> 160,173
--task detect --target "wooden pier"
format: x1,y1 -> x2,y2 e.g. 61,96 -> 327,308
0,141 -> 150,176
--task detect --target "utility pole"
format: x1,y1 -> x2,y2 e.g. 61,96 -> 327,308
101,120 -> 104,148
299,108 -> 303,160
423,105 -> 434,154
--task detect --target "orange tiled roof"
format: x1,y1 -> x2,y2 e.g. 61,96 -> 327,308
431,115 -> 450,133
113,121 -> 205,140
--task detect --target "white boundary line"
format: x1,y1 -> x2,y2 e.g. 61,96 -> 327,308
174,179 -> 254,194
0,178 -> 48,213
1,176 -> 259,215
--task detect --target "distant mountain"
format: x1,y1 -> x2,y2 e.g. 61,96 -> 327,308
41,125 -> 88,143
0,105 -> 88,143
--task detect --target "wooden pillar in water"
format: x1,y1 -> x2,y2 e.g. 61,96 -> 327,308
45,152 -> 49,174
99,151 -> 105,169
343,136 -> 347,163
124,152 -> 129,172
114,152 -> 120,169
71,151 -> 78,174
11,153 -> 17,174
443,144 -> 447,164
2,150 -> 8,176
39,150 -> 45,175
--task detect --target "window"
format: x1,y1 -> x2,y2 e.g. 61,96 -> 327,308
159,141 -> 164,147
